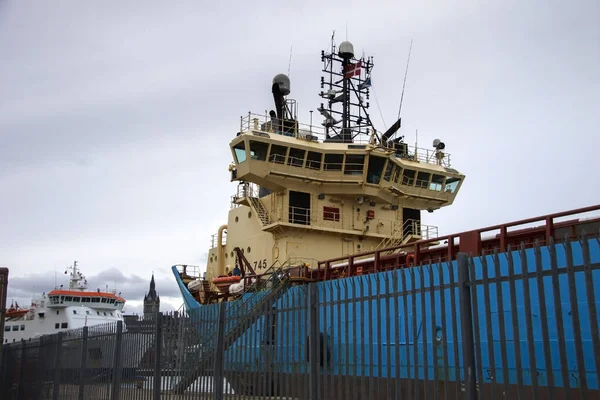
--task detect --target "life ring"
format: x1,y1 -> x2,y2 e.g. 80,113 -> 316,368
406,253 -> 416,266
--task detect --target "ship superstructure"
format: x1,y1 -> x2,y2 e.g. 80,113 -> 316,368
3,261 -> 126,344
195,39 -> 464,295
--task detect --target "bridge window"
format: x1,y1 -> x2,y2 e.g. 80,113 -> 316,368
323,206 -> 340,222
73,297 -> 81,303
20,325 -> 25,331
65,296 -> 73,302
402,169 -> 416,186
445,177 -> 461,193
367,156 -> 386,184
92,297 -> 100,303
392,165 -> 402,183
233,142 -> 247,163
249,141 -> 269,161
12,325 -> 18,331
61,323 -> 68,329
4,326 -> 9,332
344,155 -> 364,175
383,161 -> 394,181
416,172 -> 430,188
324,154 -> 343,171
55,323 -> 59,329
287,148 -> 306,167
306,151 -> 322,170
430,175 -> 445,191
269,145 -> 287,164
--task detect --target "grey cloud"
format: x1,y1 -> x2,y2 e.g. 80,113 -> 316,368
1,0 -> 598,298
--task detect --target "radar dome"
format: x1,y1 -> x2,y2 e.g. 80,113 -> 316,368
338,41 -> 355,59
272,74 -> 291,96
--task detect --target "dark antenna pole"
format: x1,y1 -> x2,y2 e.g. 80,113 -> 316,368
397,39 -> 413,121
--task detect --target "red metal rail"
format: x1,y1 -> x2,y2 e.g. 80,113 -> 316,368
312,204 -> 600,281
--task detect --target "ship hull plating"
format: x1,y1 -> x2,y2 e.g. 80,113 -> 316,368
175,237 -> 600,396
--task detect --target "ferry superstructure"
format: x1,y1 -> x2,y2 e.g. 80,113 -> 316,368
3,261 -> 125,344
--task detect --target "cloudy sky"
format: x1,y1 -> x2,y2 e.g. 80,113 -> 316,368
1,1 -> 598,314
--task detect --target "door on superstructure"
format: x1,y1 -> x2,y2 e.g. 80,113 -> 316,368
343,240 -> 355,256
289,191 -> 310,225
402,208 -> 421,236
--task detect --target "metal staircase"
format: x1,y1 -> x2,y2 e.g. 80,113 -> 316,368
248,196 -> 272,226
171,263 -> 292,394
376,219 -> 425,254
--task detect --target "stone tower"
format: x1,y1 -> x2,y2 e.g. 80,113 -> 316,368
143,273 -> 160,320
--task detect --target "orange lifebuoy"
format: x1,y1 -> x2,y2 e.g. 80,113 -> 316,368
406,253 -> 416,266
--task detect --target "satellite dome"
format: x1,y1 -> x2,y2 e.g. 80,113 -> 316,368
272,73 -> 291,96
338,41 -> 355,59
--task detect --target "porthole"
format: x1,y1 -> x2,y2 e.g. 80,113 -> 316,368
210,257 -> 213,263
248,211 -> 252,218
225,253 -> 228,259
247,247 -> 251,253
230,251 -> 234,257
235,216 -> 239,223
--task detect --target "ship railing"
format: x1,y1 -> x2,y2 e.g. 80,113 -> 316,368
316,204 -> 600,277
173,264 -> 202,280
240,111 -> 452,166
402,219 -> 439,240
277,205 -> 405,236
209,230 -> 227,250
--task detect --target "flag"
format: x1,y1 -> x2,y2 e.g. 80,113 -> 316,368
343,60 -> 362,78
358,76 -> 371,90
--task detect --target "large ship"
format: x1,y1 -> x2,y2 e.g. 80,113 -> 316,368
3,262 -> 151,379
172,36 -> 600,397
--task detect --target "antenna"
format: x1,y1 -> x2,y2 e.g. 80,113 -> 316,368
396,39 -> 413,121
288,46 -> 293,76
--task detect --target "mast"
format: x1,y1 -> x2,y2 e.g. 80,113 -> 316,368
319,39 -> 374,143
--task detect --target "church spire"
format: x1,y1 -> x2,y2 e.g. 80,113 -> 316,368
143,273 -> 160,320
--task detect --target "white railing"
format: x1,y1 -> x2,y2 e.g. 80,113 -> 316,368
402,219 -> 439,240
230,182 -> 260,208
240,112 -> 452,167
210,231 -> 227,249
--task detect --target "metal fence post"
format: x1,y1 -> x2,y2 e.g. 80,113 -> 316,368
16,339 -> 26,399
214,302 -> 227,400
111,321 -> 123,400
308,284 -> 319,400
153,314 -> 163,400
52,332 -> 63,400
0,268 -> 8,369
78,326 -> 88,400
458,253 -> 477,400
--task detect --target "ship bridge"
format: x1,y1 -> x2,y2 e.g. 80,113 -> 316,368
230,113 -> 464,211
211,41 -> 467,270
